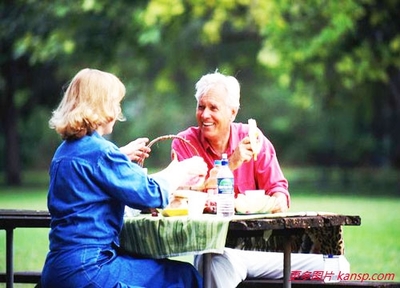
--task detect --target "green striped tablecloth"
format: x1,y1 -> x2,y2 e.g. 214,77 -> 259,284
120,214 -> 231,259
119,211 -> 333,259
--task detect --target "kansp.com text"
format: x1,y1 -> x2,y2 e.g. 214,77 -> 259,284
291,270 -> 396,282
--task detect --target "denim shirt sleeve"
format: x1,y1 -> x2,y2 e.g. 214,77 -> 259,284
95,146 -> 170,210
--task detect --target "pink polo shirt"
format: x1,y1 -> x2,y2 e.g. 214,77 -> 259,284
172,123 -> 290,206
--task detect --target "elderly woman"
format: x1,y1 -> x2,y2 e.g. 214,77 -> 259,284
171,71 -> 350,287
41,68 -> 207,288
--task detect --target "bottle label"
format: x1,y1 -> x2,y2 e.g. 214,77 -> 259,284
217,178 -> 234,194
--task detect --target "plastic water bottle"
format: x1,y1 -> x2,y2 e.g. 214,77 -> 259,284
217,154 -> 235,217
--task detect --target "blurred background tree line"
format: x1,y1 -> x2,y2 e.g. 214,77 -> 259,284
1,0 -> 399,188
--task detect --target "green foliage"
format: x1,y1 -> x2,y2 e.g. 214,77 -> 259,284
1,0 -> 400,177
121,0 -> 400,168
20,107 -> 60,169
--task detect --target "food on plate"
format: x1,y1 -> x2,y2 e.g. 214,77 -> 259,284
161,193 -> 189,217
166,192 -> 189,209
234,193 -> 276,214
161,208 -> 188,217
168,196 -> 188,208
161,197 -> 189,217
203,197 -> 217,214
248,118 -> 261,160
162,189 -> 208,217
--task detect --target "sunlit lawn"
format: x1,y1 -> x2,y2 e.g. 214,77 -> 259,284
291,195 -> 400,281
0,168 -> 399,287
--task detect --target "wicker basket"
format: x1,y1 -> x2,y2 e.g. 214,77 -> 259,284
137,134 -> 205,192
137,134 -> 200,167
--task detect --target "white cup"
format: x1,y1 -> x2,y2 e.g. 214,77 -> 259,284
244,190 -> 265,198
187,191 -> 208,217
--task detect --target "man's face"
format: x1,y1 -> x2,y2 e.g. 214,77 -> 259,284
196,84 -> 237,142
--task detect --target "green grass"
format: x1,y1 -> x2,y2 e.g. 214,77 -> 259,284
0,168 -> 399,287
0,188 -> 49,288
290,195 -> 400,280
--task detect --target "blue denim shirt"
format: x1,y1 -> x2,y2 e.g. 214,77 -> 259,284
47,131 -> 169,250
42,132 -> 203,287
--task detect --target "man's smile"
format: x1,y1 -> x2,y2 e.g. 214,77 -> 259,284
202,122 -> 215,127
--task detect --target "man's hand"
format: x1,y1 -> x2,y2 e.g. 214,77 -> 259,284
229,137 -> 253,170
270,192 -> 289,213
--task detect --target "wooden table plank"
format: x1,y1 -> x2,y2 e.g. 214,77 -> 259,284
228,215 -> 361,231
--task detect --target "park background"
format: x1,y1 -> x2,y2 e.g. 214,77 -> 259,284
1,0 -> 399,285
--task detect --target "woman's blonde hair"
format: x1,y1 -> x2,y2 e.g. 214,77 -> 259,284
49,68 -> 126,140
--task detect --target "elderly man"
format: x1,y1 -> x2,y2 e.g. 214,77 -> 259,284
171,71 -> 350,287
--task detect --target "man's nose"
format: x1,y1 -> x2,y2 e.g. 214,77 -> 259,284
201,107 -> 211,118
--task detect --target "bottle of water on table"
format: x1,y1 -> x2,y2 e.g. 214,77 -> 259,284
217,153 -> 235,217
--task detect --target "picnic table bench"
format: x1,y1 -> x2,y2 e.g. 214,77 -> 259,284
0,209 -> 51,287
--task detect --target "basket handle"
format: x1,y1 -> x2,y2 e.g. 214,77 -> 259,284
137,134 -> 199,167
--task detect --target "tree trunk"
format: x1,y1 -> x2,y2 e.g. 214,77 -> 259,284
1,57 -> 22,185
388,68 -> 400,169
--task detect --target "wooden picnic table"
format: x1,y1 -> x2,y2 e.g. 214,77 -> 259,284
121,211 -> 362,288
227,212 -> 361,288
0,209 -> 364,288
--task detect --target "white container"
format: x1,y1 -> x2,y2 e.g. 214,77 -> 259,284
187,191 -> 208,217
244,190 -> 265,197
216,154 -> 235,217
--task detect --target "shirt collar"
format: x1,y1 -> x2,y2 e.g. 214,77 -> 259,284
198,124 -> 235,157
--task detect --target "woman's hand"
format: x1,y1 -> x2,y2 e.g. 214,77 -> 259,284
120,138 -> 151,162
270,192 -> 289,213
173,156 -> 208,186
160,155 -> 208,190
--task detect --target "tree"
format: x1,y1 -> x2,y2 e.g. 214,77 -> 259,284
0,0 -> 149,184
2,0 -> 399,187
0,1 -> 65,184
140,0 -> 400,167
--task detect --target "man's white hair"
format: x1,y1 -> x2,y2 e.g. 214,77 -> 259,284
194,71 -> 240,109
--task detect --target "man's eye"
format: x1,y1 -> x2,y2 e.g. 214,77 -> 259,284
211,106 -> 218,111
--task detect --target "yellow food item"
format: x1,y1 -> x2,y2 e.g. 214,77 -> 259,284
248,119 -> 260,160
161,195 -> 189,216
161,208 -> 188,217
